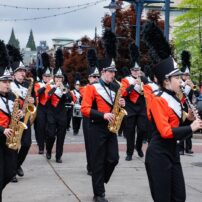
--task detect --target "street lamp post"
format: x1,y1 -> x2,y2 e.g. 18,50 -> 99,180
123,0 -> 171,47
104,1 -> 121,33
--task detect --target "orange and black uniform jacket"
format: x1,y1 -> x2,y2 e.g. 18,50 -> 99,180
81,80 -> 118,121
34,82 -> 50,106
143,82 -> 159,121
121,75 -> 147,116
0,92 -> 16,141
47,85 -> 76,108
150,89 -> 192,140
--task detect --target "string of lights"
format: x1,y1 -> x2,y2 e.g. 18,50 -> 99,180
0,0 -> 106,11
0,0 -> 106,22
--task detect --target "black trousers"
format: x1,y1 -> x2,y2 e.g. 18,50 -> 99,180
145,141 -> 186,202
46,110 -> 67,159
89,122 -> 119,197
18,122 -> 32,168
125,113 -> 147,156
35,105 -> 47,151
72,116 -> 82,133
0,143 -> 17,201
82,117 -> 91,172
66,107 -> 73,129
179,135 -> 192,152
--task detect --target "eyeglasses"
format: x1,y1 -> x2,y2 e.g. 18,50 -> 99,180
91,76 -> 99,78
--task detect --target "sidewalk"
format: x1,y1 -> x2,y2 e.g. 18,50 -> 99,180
3,130 -> 202,202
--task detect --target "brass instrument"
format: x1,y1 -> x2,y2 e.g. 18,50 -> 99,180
108,81 -> 127,134
6,93 -> 27,150
136,76 -> 144,95
23,77 -> 37,126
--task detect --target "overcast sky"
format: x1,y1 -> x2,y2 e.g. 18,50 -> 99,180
0,0 -> 127,48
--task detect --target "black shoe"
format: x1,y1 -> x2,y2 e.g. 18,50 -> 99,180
93,196 -> 108,202
137,150 -> 144,158
38,150 -> 44,154
17,166 -> 24,177
179,150 -> 184,155
87,170 -> 92,176
186,149 -> 194,154
125,155 -> 132,161
11,176 -> 18,183
56,158 -> 62,163
73,131 -> 78,135
46,153 -> 51,160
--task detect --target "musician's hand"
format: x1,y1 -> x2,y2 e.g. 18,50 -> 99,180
3,129 -> 13,138
186,109 -> 195,121
119,98 -> 125,107
104,113 -> 115,123
190,119 -> 202,132
134,79 -> 139,85
17,110 -> 24,119
28,97 -> 34,104
185,80 -> 194,88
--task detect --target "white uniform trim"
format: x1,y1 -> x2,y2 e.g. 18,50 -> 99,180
126,76 -> 142,94
93,83 -> 116,106
154,91 -> 182,119
10,82 -> 28,100
54,88 -> 63,98
0,97 -> 14,115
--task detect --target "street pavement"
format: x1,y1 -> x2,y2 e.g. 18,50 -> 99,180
3,129 -> 202,202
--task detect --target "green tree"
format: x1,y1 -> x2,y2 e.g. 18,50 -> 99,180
26,29 -> 36,51
8,28 -> 20,49
173,0 -> 202,83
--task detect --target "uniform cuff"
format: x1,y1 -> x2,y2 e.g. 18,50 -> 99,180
126,85 -> 134,94
173,126 -> 192,140
38,87 -> 46,95
48,87 -> 56,96
90,109 -> 104,120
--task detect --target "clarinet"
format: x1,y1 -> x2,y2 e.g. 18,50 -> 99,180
180,85 -> 201,120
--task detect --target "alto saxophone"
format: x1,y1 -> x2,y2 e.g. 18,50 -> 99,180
108,81 -> 127,134
23,77 -> 37,126
6,93 -> 27,150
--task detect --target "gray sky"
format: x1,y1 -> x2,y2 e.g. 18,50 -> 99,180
0,0 -> 123,48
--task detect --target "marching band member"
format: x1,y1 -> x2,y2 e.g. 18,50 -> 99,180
143,21 -> 202,202
81,61 -> 125,202
71,80 -> 82,135
0,40 -> 18,201
179,51 -> 200,155
10,62 -> 35,182
121,60 -> 147,160
82,66 -> 100,176
34,67 -> 52,154
46,68 -> 70,163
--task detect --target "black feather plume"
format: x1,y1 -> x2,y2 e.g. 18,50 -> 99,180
142,21 -> 171,64
0,40 -> 9,68
129,42 -> 139,67
181,50 -> 191,71
41,52 -> 50,68
87,48 -> 97,67
75,72 -> 81,82
103,29 -> 117,59
55,48 -> 64,68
